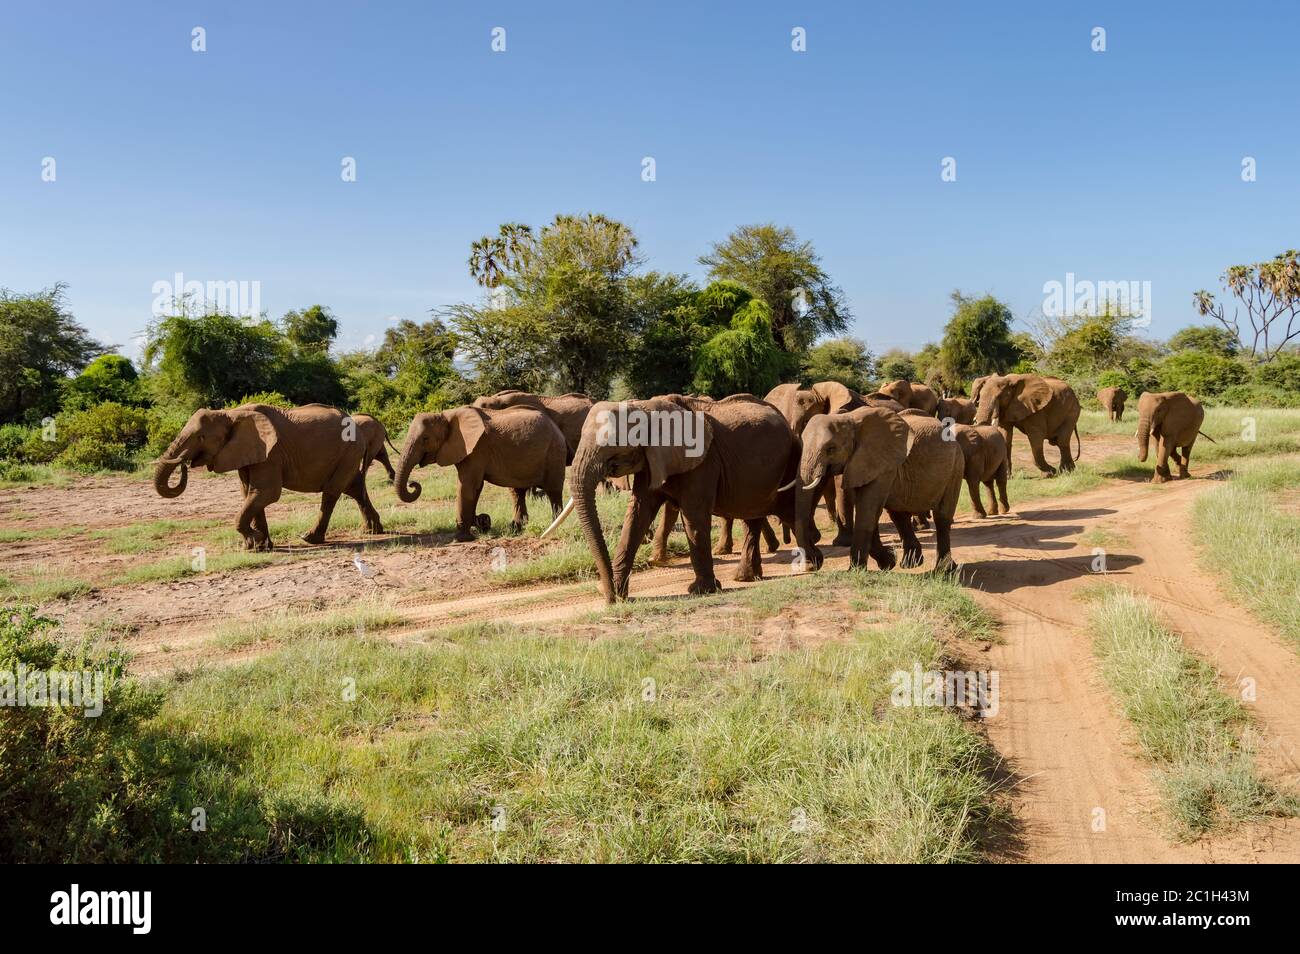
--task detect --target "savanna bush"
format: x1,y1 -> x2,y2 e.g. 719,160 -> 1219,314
1155,351 -> 1249,397
0,606 -> 174,862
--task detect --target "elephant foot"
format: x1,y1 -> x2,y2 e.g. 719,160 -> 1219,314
475,513 -> 492,532
300,530 -> 326,545
687,577 -> 723,596
254,538 -> 274,552
764,539 -> 780,555
900,547 -> 924,569
973,510 -> 988,519
1151,473 -> 1169,484
733,567 -> 761,583
453,529 -> 476,542
873,547 -> 897,571
713,542 -> 734,556
366,522 -> 384,535
930,555 -> 959,577
830,531 -> 853,548
508,520 -> 525,535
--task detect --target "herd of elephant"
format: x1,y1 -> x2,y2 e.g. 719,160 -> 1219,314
151,375 -> 1213,604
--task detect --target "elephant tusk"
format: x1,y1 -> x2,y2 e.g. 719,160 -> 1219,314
802,480 -> 820,491
540,497 -> 576,539
777,479 -> 797,492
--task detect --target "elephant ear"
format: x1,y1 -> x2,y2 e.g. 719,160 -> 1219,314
436,406 -> 488,466
210,408 -> 278,473
843,407 -> 910,490
810,381 -> 861,414
1005,376 -> 1053,423
644,399 -> 713,491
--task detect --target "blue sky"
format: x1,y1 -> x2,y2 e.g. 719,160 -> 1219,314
2,0 -> 1297,360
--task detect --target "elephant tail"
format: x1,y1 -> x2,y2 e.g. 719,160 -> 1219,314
1198,430 -> 1218,444
1072,425 -> 1082,463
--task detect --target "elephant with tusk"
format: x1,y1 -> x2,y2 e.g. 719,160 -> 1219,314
795,407 -> 963,573
153,403 -> 392,549
393,405 -> 566,540
546,394 -> 799,602
1136,390 -> 1213,482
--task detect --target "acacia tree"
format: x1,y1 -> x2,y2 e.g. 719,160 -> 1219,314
938,292 -> 1021,382
1194,250 -> 1300,361
699,224 -> 849,353
455,213 -> 642,397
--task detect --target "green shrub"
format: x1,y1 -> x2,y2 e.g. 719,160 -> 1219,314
1253,353 -> 1300,393
0,606 -> 174,862
226,391 -> 292,409
1096,369 -> 1130,390
1156,351 -> 1249,397
50,402 -> 150,472
1215,383 -> 1300,408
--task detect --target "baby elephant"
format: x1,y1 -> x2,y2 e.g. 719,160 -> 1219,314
394,405 -> 566,540
1097,386 -> 1127,422
154,403 -> 393,549
953,424 -> 1010,517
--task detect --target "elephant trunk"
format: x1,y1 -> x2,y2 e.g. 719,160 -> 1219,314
1137,411 -> 1152,462
394,440 -> 422,502
571,445 -> 616,603
153,458 -> 188,498
794,457 -> 827,559
153,432 -> 196,498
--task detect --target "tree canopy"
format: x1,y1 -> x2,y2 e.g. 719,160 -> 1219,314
0,284 -> 106,424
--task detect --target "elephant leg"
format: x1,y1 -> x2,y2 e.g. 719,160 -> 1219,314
1055,427 -> 1076,473
932,515 -> 957,575
679,501 -> 722,596
889,508 -> 924,568
966,476 -> 987,517
1000,425 -> 1015,477
1028,434 -> 1056,477
649,500 -> 677,564
612,492 -> 664,597
347,472 -> 384,534
1153,438 -> 1171,483
832,477 -> 854,547
849,482 -> 888,570
509,488 -> 528,534
733,520 -> 765,582
1179,445 -> 1194,479
253,509 -> 271,548
995,469 -> 1010,513
760,518 -> 779,554
454,473 -> 485,541
302,492 -> 341,544
239,485 -> 281,551
869,526 -> 897,570
714,517 -> 735,555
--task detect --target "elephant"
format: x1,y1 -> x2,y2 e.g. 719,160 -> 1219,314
969,375 -> 991,404
973,373 -> 1081,476
153,403 -> 391,549
472,389 -> 593,464
547,394 -> 798,602
937,396 -> 976,426
878,379 -> 939,415
394,405 -> 566,540
1097,386 -> 1128,422
1136,391 -> 1212,482
953,425 -> 1010,517
707,380 -> 868,555
796,409 -> 963,572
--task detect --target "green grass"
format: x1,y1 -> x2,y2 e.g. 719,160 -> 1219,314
90,519 -> 226,554
1088,588 -> 1295,839
0,570 -> 92,602
144,571 -> 1007,862
0,526 -> 87,543
210,600 -> 405,650
1192,459 -> 1300,649
110,550 -> 294,585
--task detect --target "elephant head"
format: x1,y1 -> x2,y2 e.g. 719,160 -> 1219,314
793,406 -> 911,562
969,375 -> 991,405
1136,391 -> 1166,462
566,396 -> 713,602
973,374 -> 1053,427
394,406 -> 488,502
153,406 -> 279,498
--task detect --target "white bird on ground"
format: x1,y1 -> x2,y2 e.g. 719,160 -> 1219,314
353,550 -> 376,580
